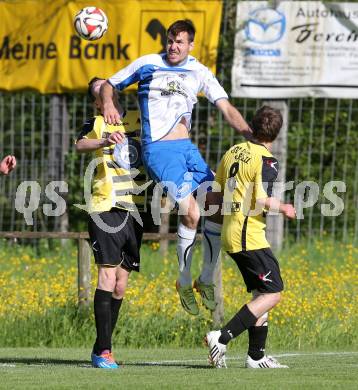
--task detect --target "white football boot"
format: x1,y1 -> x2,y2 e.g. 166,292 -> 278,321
205,330 -> 227,368
246,355 -> 289,368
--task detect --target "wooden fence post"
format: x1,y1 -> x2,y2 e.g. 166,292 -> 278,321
213,252 -> 224,327
77,238 -> 92,308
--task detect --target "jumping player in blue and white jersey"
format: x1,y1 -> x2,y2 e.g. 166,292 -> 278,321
101,20 -> 251,315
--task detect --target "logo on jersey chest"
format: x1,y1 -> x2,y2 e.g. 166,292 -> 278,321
160,79 -> 188,98
113,138 -> 142,170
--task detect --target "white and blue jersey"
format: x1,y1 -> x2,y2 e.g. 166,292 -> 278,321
108,54 -> 228,145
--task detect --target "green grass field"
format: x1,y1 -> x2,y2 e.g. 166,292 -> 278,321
1,239 -> 357,349
1,348 -> 357,389
1,239 -> 357,388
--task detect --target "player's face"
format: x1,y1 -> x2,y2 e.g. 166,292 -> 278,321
166,31 -> 193,65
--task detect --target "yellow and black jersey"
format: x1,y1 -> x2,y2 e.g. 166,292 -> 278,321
76,111 -> 147,213
215,141 -> 279,253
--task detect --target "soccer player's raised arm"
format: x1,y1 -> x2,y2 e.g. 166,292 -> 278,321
216,99 -> 252,140
100,81 -> 121,125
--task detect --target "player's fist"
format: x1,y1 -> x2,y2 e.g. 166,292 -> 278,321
0,155 -> 16,175
282,204 -> 296,219
106,131 -> 126,145
103,103 -> 121,125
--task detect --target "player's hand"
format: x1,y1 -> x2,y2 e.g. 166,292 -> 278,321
103,103 -> 121,125
282,204 -> 296,219
106,131 -> 126,145
0,155 -> 16,175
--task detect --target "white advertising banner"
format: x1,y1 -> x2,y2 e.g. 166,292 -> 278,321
232,1 -> 358,98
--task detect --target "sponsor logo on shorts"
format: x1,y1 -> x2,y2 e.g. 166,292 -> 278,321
176,182 -> 191,199
92,240 -> 98,252
259,270 -> 273,283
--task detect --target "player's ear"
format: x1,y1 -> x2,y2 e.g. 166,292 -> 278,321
189,41 -> 194,52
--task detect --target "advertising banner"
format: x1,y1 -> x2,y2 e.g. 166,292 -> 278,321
232,1 -> 358,98
0,0 -> 222,93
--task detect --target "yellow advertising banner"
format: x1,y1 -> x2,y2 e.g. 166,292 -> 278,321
0,0 -> 223,93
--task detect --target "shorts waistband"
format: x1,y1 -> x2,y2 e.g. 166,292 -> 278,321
143,138 -> 191,150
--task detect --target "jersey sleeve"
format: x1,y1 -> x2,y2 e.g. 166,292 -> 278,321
76,117 -> 97,142
199,66 -> 228,104
254,156 -> 279,199
108,56 -> 148,91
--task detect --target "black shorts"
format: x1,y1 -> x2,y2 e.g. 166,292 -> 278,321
228,248 -> 284,293
88,208 -> 143,272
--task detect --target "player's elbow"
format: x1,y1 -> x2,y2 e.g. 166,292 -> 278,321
75,141 -> 86,153
256,198 -> 267,208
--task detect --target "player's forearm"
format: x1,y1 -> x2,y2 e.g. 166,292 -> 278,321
100,81 -> 115,108
216,99 -> 252,139
259,197 -> 282,212
75,139 -> 108,153
257,197 -> 296,219
224,106 -> 251,138
100,81 -> 122,124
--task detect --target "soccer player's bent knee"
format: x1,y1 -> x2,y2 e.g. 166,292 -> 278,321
182,209 -> 200,228
258,311 -> 268,325
253,290 -> 281,308
189,208 -> 200,225
113,280 -> 126,298
271,292 -> 281,307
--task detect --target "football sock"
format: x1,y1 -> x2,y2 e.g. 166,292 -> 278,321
177,223 -> 197,286
111,297 -> 123,335
200,220 -> 222,284
93,289 -> 112,354
219,304 -> 257,345
248,325 -> 268,360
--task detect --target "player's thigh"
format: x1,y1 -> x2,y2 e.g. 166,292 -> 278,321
113,266 -> 131,297
142,144 -> 186,183
186,144 -> 214,188
121,214 -> 143,273
228,248 -> 284,293
88,209 -> 130,266
143,145 -> 194,201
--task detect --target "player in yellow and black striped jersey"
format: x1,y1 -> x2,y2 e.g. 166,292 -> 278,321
75,77 -> 147,369
77,111 -> 147,213
205,106 -> 296,369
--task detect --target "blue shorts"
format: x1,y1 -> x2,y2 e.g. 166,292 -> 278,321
142,139 -> 214,202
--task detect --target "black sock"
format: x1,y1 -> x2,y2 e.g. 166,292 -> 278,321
111,297 -> 123,335
219,304 -> 257,345
93,289 -> 113,354
248,325 -> 268,360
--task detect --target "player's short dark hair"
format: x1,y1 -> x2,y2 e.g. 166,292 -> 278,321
251,106 -> 283,143
167,20 -> 195,42
87,77 -> 105,102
